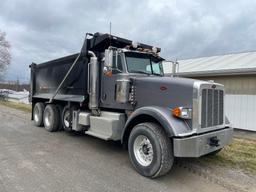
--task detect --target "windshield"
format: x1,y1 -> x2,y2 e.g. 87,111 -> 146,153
125,52 -> 163,75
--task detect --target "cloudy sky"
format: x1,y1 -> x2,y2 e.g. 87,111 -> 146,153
0,0 -> 256,82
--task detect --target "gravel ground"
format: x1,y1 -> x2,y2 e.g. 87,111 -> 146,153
0,105 -> 254,192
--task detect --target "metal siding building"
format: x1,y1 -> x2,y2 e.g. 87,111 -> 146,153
164,51 -> 256,132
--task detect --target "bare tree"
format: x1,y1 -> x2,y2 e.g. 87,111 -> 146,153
0,31 -> 11,80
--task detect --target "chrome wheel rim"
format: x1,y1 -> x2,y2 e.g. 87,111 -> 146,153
34,107 -> 39,122
44,109 -> 51,127
133,135 -> 153,166
63,110 -> 70,128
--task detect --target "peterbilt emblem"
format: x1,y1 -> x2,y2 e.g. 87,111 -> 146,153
160,86 -> 167,91
212,84 -> 216,89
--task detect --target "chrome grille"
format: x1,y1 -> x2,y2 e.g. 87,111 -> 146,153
201,89 -> 224,128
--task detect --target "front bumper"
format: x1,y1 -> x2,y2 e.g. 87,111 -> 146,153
173,127 -> 233,157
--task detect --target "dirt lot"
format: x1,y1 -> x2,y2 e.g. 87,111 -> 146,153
0,104 -> 255,192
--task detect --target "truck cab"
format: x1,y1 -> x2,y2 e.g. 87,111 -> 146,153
101,46 -> 164,109
30,32 -> 233,178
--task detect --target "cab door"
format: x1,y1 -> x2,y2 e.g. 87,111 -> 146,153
100,52 -> 127,109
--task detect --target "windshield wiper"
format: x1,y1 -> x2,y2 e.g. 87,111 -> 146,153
152,72 -> 162,76
130,70 -> 151,75
130,70 -> 162,76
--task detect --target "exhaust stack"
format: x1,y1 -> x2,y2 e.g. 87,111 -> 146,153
87,51 -> 100,115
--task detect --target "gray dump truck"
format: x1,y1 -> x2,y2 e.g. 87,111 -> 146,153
30,32 -> 233,178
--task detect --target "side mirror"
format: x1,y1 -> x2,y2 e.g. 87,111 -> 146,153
104,49 -> 114,67
103,49 -> 114,77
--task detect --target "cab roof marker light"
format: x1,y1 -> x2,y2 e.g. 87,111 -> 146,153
152,47 -> 158,53
132,41 -> 139,48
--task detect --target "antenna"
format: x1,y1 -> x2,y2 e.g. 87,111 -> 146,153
109,21 -> 112,35
109,21 -> 112,46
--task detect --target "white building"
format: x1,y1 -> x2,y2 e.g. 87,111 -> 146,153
164,51 -> 256,132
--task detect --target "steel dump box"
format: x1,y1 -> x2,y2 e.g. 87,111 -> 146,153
30,53 -> 89,103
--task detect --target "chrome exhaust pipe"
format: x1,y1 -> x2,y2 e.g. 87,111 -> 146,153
88,51 -> 100,115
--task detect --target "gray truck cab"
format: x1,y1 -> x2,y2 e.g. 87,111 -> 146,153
30,32 -> 233,178
101,47 -> 163,108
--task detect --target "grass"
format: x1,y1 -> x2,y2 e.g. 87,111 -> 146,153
0,100 -> 31,112
199,138 -> 256,174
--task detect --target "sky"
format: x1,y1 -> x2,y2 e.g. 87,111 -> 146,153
0,0 -> 256,83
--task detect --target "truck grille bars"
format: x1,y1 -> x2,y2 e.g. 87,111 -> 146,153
201,89 -> 224,128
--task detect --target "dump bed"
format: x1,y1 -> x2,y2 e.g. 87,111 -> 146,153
30,53 -> 89,103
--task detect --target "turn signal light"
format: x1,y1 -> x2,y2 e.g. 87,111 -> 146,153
172,107 -> 192,119
172,107 -> 181,117
104,70 -> 112,77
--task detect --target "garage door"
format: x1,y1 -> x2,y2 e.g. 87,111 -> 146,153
225,94 -> 256,131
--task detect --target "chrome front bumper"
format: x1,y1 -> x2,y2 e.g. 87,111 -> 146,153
173,127 -> 233,157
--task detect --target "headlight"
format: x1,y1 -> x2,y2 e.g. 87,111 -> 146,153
172,107 -> 192,119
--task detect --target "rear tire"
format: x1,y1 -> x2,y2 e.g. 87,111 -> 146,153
128,122 -> 174,178
62,105 -> 74,132
57,105 -> 64,131
33,102 -> 45,127
43,104 -> 60,132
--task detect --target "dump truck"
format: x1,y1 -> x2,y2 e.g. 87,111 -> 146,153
30,32 -> 233,178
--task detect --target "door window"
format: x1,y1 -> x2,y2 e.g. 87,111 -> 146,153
112,54 -> 123,74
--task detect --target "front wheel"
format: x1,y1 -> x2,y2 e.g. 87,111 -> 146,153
128,122 -> 174,178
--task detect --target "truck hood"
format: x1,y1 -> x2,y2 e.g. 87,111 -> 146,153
133,76 -> 197,109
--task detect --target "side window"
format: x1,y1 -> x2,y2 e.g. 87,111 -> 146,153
112,54 -> 123,74
152,63 -> 161,74
146,65 -> 151,73
117,55 -> 123,71
145,63 -> 161,74
113,55 -> 117,68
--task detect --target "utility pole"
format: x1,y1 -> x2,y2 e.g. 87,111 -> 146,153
16,77 -> 20,91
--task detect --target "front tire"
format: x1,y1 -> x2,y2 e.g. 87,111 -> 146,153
128,122 -> 174,178
43,104 -> 60,132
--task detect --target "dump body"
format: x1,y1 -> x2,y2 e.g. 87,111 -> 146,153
31,54 -> 89,103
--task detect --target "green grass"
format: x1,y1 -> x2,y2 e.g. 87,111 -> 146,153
0,101 -> 31,112
199,138 -> 256,174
